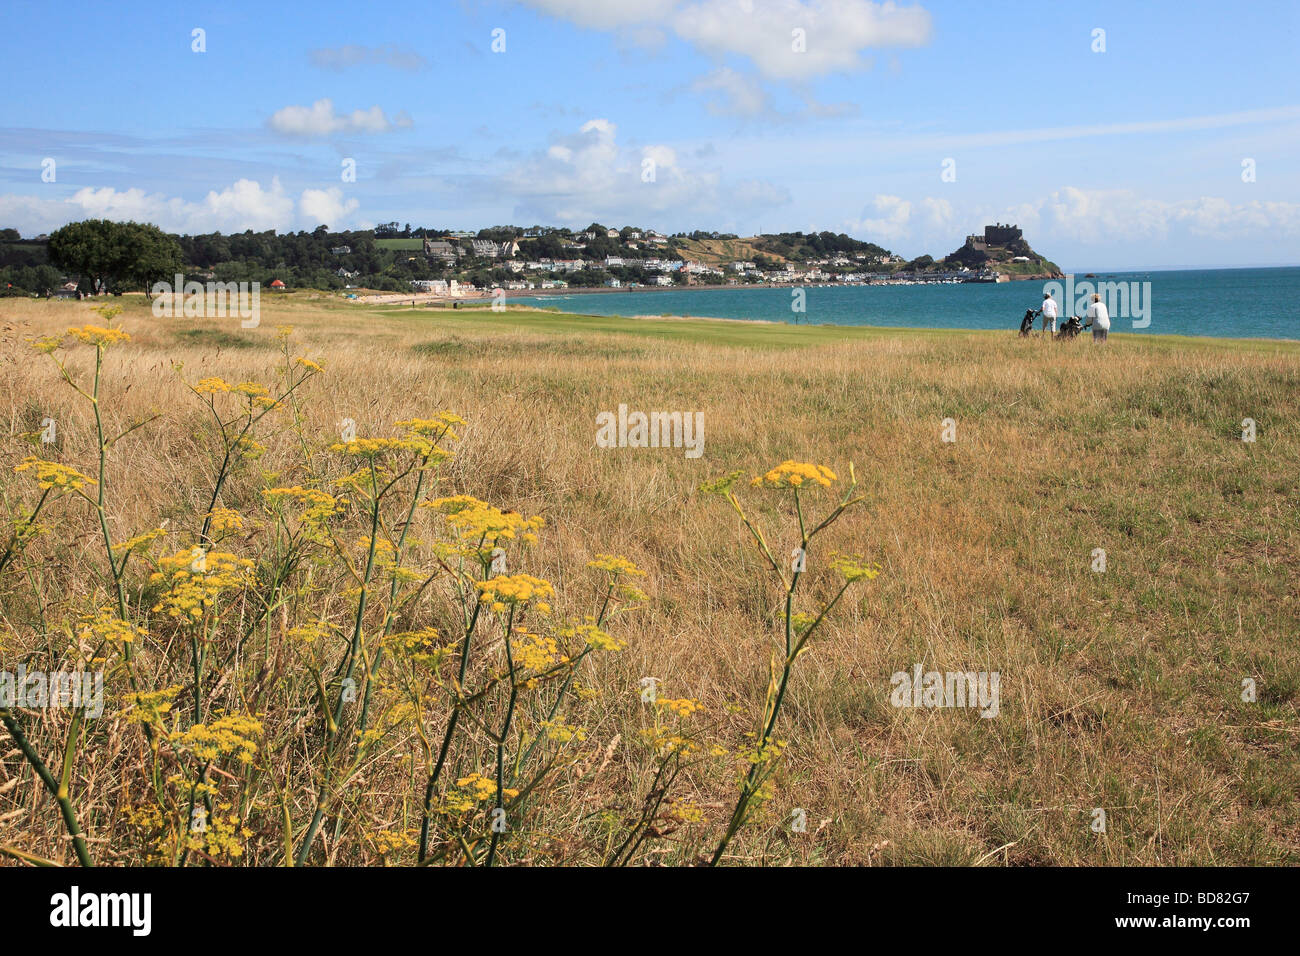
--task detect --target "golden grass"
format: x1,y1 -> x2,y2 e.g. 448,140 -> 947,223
1,295 -> 1297,866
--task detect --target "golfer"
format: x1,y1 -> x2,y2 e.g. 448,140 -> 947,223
1038,291 -> 1058,335
1087,293 -> 1110,342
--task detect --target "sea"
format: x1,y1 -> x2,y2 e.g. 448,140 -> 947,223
508,266 -> 1299,340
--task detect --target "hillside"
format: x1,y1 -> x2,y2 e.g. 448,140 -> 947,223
676,231 -> 894,268
674,236 -> 790,267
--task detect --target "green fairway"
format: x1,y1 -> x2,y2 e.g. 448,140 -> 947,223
367,304 -> 1300,354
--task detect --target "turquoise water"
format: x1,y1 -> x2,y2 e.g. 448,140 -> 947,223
509,267 -> 1300,340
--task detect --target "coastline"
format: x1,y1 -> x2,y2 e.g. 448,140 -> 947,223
355,272 -> 1063,307
353,266 -> 1300,342
363,301 -> 1300,351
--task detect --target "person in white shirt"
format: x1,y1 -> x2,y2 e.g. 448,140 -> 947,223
1038,292 -> 1058,335
1086,294 -> 1110,342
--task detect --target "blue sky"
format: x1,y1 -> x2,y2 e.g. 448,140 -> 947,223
1,0 -> 1297,269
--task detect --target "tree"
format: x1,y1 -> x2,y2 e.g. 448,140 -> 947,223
123,225 -> 184,293
47,220 -> 182,294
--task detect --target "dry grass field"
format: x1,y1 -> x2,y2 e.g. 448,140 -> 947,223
1,294 -> 1297,866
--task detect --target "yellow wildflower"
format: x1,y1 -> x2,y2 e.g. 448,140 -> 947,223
476,574 -> 555,607
78,611 -> 147,646
171,712 -> 263,764
194,377 -> 233,394
66,325 -> 130,348
423,495 -> 544,550
830,554 -> 882,583
656,697 -> 703,718
751,461 -> 837,489
396,413 -> 465,442
206,508 -> 244,533
539,719 -> 587,744
14,457 -> 95,492
559,619 -> 625,653
587,554 -> 645,577
455,772 -> 519,803
111,527 -> 168,555
262,486 -> 339,523
233,381 -> 275,408
123,687 -> 181,726
185,803 -> 251,859
510,629 -> 567,671
149,548 -> 255,620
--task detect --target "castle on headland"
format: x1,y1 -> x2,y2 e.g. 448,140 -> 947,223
964,223 -> 1023,252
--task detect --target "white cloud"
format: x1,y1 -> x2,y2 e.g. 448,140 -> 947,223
518,0 -> 679,30
69,179 -> 296,233
825,105 -> 1300,156
500,118 -> 788,226
918,196 -> 954,231
847,187 -> 1300,250
1040,187 -> 1300,242
308,44 -> 428,72
299,187 -> 361,227
673,0 -> 932,80
0,179 -> 364,235
849,194 -> 912,241
517,0 -> 932,79
693,67 -> 771,116
268,99 -> 413,137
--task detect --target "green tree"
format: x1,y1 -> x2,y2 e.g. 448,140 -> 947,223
47,220 -> 182,294
123,225 -> 184,293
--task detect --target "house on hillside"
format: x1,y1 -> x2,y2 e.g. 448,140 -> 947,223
331,245 -> 351,255
423,239 -> 456,260
471,239 -> 499,258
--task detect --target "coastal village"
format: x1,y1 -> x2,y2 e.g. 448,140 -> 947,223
0,221 -> 1061,300
390,222 -> 1058,299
